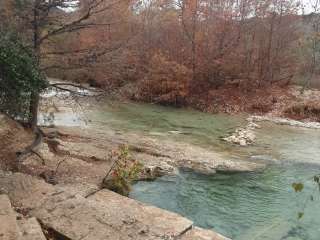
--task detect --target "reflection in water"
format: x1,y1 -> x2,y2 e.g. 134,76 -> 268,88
38,111 -> 87,127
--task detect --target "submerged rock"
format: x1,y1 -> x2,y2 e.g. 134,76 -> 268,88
140,161 -> 178,180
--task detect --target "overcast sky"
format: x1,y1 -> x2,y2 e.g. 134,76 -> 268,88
59,0 -> 318,14
300,0 -> 320,14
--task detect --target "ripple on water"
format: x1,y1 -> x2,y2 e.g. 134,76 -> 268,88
131,164 -> 320,240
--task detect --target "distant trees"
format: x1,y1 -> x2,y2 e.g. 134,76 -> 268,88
125,0 -> 301,103
299,0 -> 320,90
1,0 -> 313,113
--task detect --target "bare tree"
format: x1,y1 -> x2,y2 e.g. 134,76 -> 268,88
8,0 -> 122,130
301,0 -> 320,91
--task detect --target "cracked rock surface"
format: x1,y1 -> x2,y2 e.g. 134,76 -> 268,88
0,171 -> 229,240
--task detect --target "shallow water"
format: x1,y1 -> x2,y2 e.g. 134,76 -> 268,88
42,99 -> 320,240
98,102 -> 320,240
91,102 -> 320,239
131,165 -> 320,240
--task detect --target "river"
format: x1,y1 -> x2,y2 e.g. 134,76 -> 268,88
41,99 -> 320,240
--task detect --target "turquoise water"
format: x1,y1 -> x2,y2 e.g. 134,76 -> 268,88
128,116 -> 320,239
94,102 -> 320,240
48,100 -> 320,240
131,165 -> 320,240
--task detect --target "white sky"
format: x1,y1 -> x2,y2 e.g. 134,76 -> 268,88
300,0 -> 320,14
58,0 -> 317,14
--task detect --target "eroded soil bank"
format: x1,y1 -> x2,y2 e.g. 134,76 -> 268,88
121,83 -> 320,122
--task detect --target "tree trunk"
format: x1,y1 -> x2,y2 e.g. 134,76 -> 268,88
29,92 -> 40,131
29,0 -> 40,132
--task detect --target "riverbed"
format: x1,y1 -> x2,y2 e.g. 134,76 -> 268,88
40,99 -> 320,240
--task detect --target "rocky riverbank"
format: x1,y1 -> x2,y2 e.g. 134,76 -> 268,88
32,124 -> 264,185
34,86 -> 266,185
0,113 -> 234,239
0,171 -> 229,240
0,105 -> 262,240
249,115 -> 320,129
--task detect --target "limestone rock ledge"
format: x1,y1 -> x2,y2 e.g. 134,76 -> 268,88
249,115 -> 320,129
0,195 -> 46,240
17,218 -> 47,240
0,194 -> 21,240
0,171 -> 230,240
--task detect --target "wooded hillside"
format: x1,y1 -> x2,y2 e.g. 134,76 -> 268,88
1,0 -> 320,111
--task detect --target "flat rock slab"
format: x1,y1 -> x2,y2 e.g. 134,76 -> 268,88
0,195 -> 21,240
89,190 -> 193,238
0,171 -> 55,209
0,172 -> 228,240
18,218 -> 46,240
31,189 -> 193,240
179,227 -> 230,240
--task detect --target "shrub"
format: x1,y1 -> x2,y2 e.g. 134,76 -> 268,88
284,103 -> 320,122
0,30 -> 47,121
103,145 -> 143,196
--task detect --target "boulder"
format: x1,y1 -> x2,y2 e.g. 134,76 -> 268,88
239,139 -> 247,146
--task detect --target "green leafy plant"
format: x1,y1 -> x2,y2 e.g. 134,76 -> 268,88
292,182 -> 304,193
0,30 -> 47,121
103,145 -> 143,196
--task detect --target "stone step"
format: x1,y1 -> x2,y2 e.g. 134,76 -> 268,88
0,195 -> 22,240
17,218 -> 47,240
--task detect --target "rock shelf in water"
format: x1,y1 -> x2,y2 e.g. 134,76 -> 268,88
222,121 -> 260,146
249,115 -> 320,129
